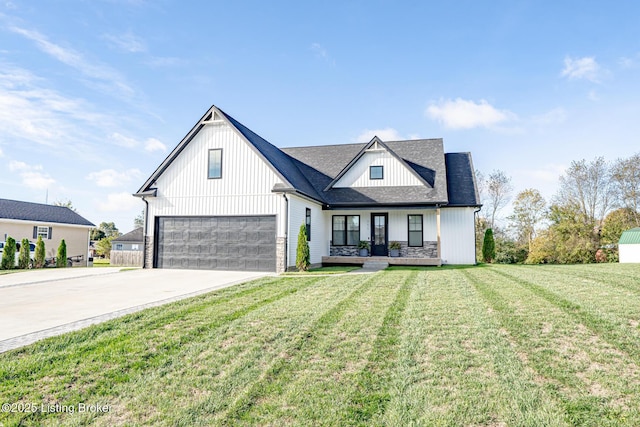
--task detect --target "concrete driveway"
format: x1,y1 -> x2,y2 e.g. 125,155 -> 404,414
0,268 -> 270,353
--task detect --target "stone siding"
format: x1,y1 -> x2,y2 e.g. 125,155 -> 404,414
402,241 -> 438,258
276,237 -> 286,273
329,245 -> 359,256
143,236 -> 154,268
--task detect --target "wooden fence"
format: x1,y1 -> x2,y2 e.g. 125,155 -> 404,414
110,250 -> 143,267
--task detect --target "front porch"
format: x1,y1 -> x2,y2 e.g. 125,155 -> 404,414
322,255 -> 442,267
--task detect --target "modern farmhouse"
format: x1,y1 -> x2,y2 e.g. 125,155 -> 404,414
135,105 -> 481,272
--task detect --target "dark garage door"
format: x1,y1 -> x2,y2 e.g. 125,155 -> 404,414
155,216 -> 276,271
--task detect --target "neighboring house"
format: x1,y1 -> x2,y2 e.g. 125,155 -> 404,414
112,227 -> 144,251
0,198 -> 95,265
619,228 -> 640,263
110,227 -> 144,267
134,105 -> 481,272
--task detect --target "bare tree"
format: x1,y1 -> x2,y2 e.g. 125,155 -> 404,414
509,188 -> 546,251
485,170 -> 513,229
556,157 -> 612,225
53,199 -> 76,212
611,153 -> 640,226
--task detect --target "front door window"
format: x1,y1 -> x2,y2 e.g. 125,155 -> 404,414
371,213 -> 388,256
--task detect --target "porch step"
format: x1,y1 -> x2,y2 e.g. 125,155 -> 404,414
362,260 -> 389,270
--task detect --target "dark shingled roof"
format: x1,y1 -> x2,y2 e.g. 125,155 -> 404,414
281,139 -> 455,207
444,153 -> 481,206
136,105 -> 480,208
113,227 -> 143,243
0,199 -> 95,226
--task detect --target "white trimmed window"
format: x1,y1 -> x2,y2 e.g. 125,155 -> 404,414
36,226 -> 51,239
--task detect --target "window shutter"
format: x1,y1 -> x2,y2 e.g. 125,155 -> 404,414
33,226 -> 37,239
48,227 -> 53,240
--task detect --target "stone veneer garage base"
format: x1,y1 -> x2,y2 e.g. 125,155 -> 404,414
322,256 -> 442,267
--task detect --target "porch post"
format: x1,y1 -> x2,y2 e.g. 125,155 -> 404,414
436,207 -> 441,259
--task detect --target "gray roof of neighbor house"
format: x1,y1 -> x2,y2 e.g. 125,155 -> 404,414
0,198 -> 95,227
136,105 -> 481,208
112,227 -> 143,243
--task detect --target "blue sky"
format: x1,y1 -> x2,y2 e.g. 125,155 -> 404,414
1,0 -> 639,231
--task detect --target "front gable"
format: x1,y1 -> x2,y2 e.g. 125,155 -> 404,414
326,137 -> 431,190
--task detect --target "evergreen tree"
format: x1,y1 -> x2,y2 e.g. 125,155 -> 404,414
18,238 -> 30,269
482,228 -> 496,263
296,224 -> 310,271
57,239 -> 67,268
1,237 -> 16,270
35,236 -> 45,268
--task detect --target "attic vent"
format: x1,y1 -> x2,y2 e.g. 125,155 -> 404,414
367,140 -> 384,151
202,110 -> 225,125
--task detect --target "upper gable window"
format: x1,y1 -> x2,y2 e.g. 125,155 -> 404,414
208,149 -> 222,179
370,165 -> 384,180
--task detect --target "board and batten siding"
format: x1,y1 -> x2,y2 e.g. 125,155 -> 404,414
146,122 -> 286,237
333,151 -> 424,188
287,195 -> 325,267
439,207 -> 476,265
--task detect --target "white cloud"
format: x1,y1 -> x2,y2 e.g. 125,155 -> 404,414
311,43 -> 335,66
8,160 -> 55,189
86,168 -> 142,187
109,132 -> 139,148
0,147 -> 3,157
356,127 -> 404,143
8,25 -> 135,98
521,163 -> 567,184
561,56 -> 601,82
426,98 -> 514,130
144,138 -> 167,152
102,31 -> 146,53
98,192 -> 140,212
531,108 -> 567,125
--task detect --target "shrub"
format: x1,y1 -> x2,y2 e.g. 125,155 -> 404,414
357,240 -> 370,250
296,224 -> 310,271
482,229 -> 496,263
56,239 -> 67,268
35,236 -> 45,268
1,237 -> 17,270
18,238 -> 30,269
389,241 -> 401,250
494,239 -> 528,264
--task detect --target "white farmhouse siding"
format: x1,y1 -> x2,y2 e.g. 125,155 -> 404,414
287,195 -> 325,268
333,150 -> 424,188
440,207 -> 476,264
146,122 -> 285,237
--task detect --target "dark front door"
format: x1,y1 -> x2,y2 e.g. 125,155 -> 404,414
371,213 -> 388,256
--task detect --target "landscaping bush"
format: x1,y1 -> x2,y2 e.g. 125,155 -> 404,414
1,237 -> 16,270
482,229 -> 496,263
56,239 -> 67,268
35,236 -> 45,268
494,239 -> 528,264
18,238 -> 30,269
296,224 -> 310,271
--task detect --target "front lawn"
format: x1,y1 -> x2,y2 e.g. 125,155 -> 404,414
1,264 -> 639,426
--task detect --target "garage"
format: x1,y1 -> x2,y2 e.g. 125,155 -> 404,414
154,216 -> 276,271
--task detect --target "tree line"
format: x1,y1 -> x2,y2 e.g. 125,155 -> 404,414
477,152 -> 640,264
1,236 -> 68,270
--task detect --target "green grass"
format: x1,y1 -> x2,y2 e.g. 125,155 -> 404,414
282,266 -> 361,275
1,264 -> 640,426
92,258 -> 110,267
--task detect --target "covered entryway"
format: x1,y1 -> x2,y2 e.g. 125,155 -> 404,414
155,216 -> 276,271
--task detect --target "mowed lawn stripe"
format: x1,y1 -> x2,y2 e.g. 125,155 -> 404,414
220,271 -> 411,426
412,268 -> 564,426
490,266 -> 640,366
99,273 -> 377,427
0,276 -> 324,427
466,266 -> 640,426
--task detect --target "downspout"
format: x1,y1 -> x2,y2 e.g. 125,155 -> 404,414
473,206 -> 482,265
283,194 -> 289,272
142,196 -> 149,269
